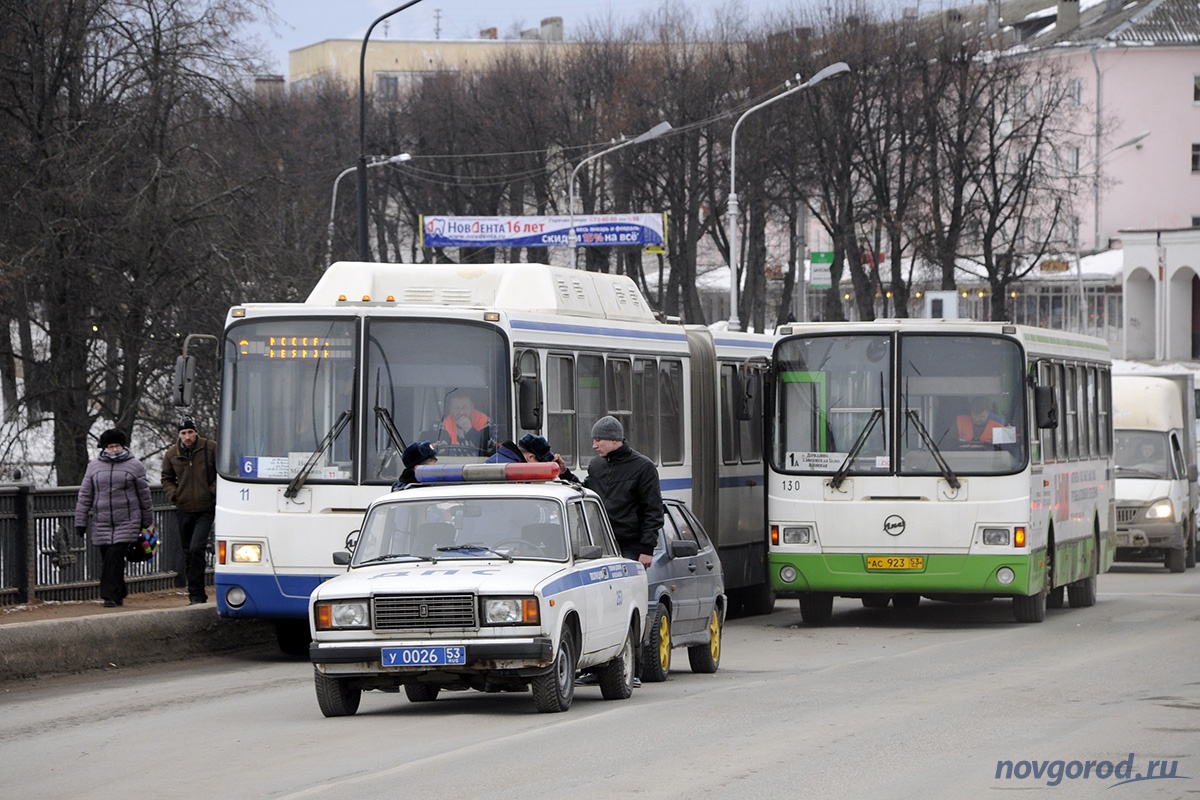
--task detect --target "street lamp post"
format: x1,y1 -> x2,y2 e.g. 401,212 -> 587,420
1074,129 -> 1151,331
726,61 -> 850,331
328,153 -> 411,265
568,121 -> 672,254
357,1 -> 424,261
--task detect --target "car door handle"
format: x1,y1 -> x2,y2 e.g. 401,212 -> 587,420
705,561 -> 715,571
688,563 -> 697,573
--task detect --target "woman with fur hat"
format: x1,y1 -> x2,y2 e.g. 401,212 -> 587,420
74,429 -> 154,607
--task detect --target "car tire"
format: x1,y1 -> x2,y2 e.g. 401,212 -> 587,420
799,592 -> 833,624
404,683 -> 440,703
532,627 -> 576,713
1166,546 -> 1186,573
740,582 -> 776,616
1187,526 -> 1197,569
314,667 -> 361,717
1046,584 -> 1065,609
687,608 -> 722,674
598,624 -> 636,700
641,604 -> 671,683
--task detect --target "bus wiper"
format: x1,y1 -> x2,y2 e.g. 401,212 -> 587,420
904,409 -> 960,490
830,408 -> 883,491
285,409 -> 353,499
374,405 -> 407,451
358,553 -> 423,565
437,544 -> 514,563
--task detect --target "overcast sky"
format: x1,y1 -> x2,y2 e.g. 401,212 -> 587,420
246,0 -> 963,75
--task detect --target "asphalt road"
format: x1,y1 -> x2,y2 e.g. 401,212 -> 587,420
1,564 -> 1197,799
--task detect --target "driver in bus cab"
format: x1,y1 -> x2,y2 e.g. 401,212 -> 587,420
957,396 -> 1005,444
428,392 -> 494,456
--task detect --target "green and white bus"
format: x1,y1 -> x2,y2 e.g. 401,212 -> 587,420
766,320 -> 1115,623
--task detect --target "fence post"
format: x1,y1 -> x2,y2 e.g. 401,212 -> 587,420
17,484 -> 33,603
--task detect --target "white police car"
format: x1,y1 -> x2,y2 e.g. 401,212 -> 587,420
308,461 -> 647,715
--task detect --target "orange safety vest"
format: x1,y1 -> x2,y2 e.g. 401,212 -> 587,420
957,415 -> 1002,443
442,410 -> 490,445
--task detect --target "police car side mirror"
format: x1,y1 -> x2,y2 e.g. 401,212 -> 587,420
668,540 -> 699,558
575,544 -> 603,560
332,551 -> 351,566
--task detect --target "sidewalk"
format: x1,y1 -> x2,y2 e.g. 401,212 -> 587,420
0,589 -> 277,683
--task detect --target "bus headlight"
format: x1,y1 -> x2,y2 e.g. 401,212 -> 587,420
314,600 -> 369,630
232,543 -> 263,563
1146,499 -> 1174,520
483,597 -> 539,625
996,567 -> 1015,585
982,528 -> 1010,546
779,565 -> 799,584
782,526 -> 812,545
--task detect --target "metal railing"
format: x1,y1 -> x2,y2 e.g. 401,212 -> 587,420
0,484 -> 211,606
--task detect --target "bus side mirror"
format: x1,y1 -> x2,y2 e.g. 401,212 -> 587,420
518,377 -> 542,430
1034,386 -> 1057,429
173,355 -> 196,407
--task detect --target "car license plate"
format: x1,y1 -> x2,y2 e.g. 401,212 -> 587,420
865,555 -> 924,570
381,646 -> 466,667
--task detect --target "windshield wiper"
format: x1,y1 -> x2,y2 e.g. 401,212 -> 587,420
436,544 -> 514,563
357,553 -> 422,565
904,409 -> 960,489
285,409 -> 353,499
830,408 -> 883,491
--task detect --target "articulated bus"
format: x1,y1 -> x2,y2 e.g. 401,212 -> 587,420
213,262 -> 774,652
766,320 -> 1115,624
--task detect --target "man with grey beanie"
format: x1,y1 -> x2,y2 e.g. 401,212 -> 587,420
584,415 -> 662,567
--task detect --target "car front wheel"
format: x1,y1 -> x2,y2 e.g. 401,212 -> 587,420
314,667 -> 361,717
532,627 -> 576,713
599,625 -> 636,700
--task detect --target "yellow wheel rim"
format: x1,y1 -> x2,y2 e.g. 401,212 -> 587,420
708,610 -> 721,662
658,611 -> 671,671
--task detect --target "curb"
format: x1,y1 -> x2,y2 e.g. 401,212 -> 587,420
0,605 -> 276,683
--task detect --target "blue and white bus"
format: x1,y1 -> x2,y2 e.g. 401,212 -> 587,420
210,262 -> 774,651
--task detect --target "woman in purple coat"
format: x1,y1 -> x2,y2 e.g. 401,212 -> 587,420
74,429 -> 154,607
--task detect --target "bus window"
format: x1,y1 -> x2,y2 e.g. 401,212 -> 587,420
578,354 -> 603,468
661,359 -> 684,465
739,366 -> 763,464
720,364 -> 738,465
607,357 -> 633,451
632,358 -> 659,463
547,354 -> 576,464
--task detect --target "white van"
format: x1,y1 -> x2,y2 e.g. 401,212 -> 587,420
1112,374 -> 1198,572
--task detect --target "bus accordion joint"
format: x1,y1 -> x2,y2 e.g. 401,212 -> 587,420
415,462 -> 561,484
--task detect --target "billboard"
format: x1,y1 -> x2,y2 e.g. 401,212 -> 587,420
419,213 -> 666,249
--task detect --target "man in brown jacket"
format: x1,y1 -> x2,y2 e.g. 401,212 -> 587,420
162,415 -> 217,604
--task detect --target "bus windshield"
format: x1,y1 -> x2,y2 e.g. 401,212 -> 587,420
219,318 -> 358,482
364,319 -> 508,483
773,333 -> 1027,476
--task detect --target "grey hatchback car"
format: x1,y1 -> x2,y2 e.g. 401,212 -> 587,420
641,499 -> 725,681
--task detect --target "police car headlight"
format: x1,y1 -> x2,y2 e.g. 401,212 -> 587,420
1146,499 -> 1174,520
314,600 -> 370,630
483,597 -> 540,625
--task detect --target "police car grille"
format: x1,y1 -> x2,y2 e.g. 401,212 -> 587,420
1116,507 -> 1138,525
373,594 -> 476,630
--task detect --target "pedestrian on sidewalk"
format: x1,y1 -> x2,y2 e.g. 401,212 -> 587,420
161,415 -> 216,604
75,429 -> 154,607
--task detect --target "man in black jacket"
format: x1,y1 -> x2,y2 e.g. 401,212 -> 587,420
584,415 -> 662,567
161,415 -> 217,604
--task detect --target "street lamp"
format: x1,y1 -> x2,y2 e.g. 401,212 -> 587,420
726,61 -> 850,331
357,1 -> 424,261
568,121 -> 673,252
1074,129 -> 1151,330
328,153 -> 411,265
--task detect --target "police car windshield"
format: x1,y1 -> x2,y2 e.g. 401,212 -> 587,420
353,497 -> 569,564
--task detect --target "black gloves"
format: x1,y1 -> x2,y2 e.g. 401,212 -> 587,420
76,526 -> 86,538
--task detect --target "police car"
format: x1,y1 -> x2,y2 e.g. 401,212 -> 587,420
308,461 -> 647,715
